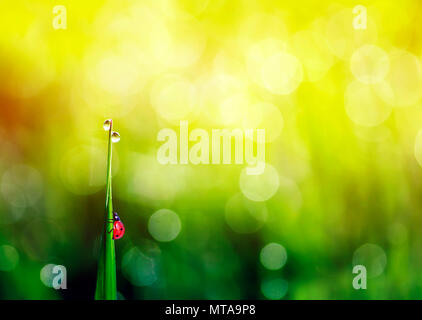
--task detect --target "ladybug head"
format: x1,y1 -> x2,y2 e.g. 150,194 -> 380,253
113,212 -> 120,221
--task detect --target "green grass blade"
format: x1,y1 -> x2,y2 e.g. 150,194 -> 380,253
95,120 -> 117,300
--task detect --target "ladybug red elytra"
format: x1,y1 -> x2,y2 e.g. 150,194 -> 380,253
107,212 -> 125,240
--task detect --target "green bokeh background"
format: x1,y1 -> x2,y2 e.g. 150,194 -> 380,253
1,0 -> 422,299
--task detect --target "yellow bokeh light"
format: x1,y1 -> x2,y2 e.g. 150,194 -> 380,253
350,45 -> 390,84
345,80 -> 393,127
250,102 -> 284,143
239,164 -> 280,202
95,55 -> 141,96
292,29 -> 334,82
157,16 -> 206,68
127,153 -> 187,203
237,13 -> 288,50
60,144 -> 119,195
219,93 -> 252,127
150,75 -> 198,123
326,8 -> 378,59
261,52 -> 303,95
155,0 -> 211,18
414,129 -> 422,167
246,39 -> 287,88
199,73 -> 245,126
385,49 -> 422,107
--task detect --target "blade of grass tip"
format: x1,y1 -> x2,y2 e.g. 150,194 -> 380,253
95,119 -> 117,300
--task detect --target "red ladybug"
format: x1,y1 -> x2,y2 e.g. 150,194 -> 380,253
112,212 -> 125,240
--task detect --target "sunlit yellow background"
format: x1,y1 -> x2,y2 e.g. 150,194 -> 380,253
1,0 -> 422,299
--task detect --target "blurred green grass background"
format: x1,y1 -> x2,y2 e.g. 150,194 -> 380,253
1,0 -> 422,299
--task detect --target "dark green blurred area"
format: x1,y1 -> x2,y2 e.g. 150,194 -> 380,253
1,0 -> 422,299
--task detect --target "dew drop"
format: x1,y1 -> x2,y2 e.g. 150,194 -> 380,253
103,119 -> 112,131
111,131 -> 120,143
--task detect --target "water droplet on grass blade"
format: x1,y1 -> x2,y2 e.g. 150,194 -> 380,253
111,131 -> 120,143
103,119 -> 112,131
